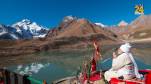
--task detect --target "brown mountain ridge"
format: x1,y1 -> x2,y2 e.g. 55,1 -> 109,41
109,14 -> 151,40
0,16 -> 119,56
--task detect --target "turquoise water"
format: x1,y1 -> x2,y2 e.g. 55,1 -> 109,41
7,63 -> 70,83
5,48 -> 151,83
4,43 -> 151,83
6,49 -> 93,83
7,58 -> 151,83
99,58 -> 151,70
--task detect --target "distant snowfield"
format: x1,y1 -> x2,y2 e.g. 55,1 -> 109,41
95,23 -> 107,27
0,31 -> 7,36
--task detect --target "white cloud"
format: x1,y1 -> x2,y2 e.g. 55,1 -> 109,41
16,63 -> 50,75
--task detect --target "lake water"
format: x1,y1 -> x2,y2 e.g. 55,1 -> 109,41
1,43 -> 151,83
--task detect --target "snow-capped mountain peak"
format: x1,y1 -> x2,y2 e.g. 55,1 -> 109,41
118,20 -> 128,27
12,19 -> 44,30
14,19 -> 31,28
63,15 -> 76,22
95,23 -> 107,27
22,19 -> 31,24
12,19 -> 48,39
30,22 -> 42,31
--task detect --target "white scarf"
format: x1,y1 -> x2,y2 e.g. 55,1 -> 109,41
126,53 -> 142,78
120,43 -> 142,78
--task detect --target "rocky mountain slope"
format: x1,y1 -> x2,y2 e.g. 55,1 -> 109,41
109,15 -> 151,40
0,16 -> 120,56
46,16 -> 118,43
1,15 -> 151,56
128,15 -> 151,39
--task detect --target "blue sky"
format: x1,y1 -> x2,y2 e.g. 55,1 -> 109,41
0,0 -> 150,28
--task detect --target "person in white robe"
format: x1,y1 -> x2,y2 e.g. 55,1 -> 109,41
104,43 -> 141,81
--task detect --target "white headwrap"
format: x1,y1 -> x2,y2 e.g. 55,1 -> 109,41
120,43 -> 142,78
120,43 -> 131,53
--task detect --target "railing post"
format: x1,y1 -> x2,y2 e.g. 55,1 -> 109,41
0,69 -> 4,84
43,80 -> 47,84
3,69 -> 11,84
14,73 -> 18,84
23,75 -> 31,84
